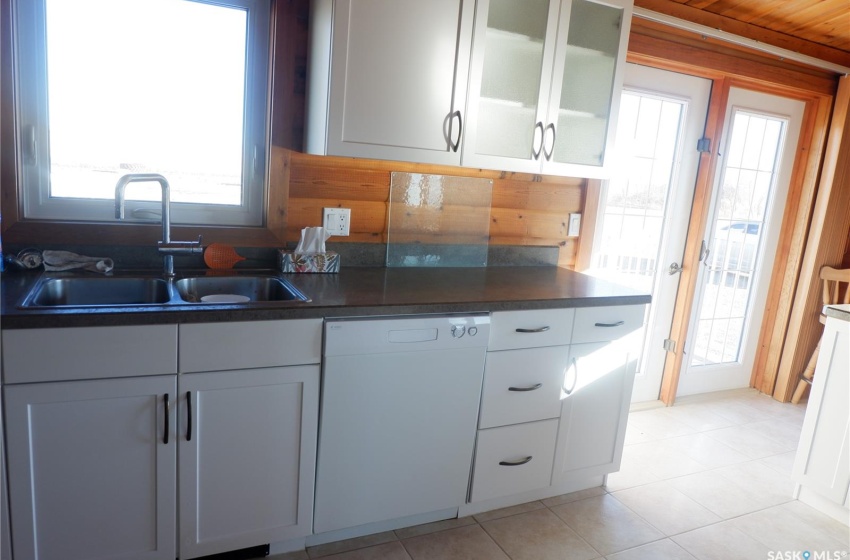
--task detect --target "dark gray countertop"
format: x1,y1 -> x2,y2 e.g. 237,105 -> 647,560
1,267 -> 651,329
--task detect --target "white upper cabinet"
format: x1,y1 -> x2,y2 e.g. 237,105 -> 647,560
306,0 -> 474,165
464,0 -> 632,177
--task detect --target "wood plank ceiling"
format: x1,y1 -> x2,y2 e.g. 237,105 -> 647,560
634,0 -> 850,68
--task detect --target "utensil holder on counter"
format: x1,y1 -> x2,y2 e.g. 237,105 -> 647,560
278,251 -> 340,273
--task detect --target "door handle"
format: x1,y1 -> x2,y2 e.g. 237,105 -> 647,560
543,123 -> 556,160
532,122 -> 544,159
450,110 -> 462,152
163,393 -> 169,445
699,240 -> 711,264
508,383 -> 543,392
516,326 -> 550,333
668,262 -> 683,275
186,391 -> 192,442
499,456 -> 533,466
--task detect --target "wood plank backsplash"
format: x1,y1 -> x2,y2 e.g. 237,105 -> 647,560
280,149 -> 586,268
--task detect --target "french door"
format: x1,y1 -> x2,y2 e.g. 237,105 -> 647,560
677,88 -> 804,396
590,63 -> 711,403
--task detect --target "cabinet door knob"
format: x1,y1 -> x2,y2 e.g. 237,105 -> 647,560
508,383 -> 543,392
499,456 -> 533,466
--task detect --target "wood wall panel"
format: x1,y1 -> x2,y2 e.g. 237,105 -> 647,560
284,150 -> 585,267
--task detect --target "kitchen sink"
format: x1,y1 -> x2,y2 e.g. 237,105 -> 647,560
21,277 -> 171,308
18,273 -> 311,309
174,276 -> 310,303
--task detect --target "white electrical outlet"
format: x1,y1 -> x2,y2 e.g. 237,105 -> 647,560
323,207 -> 351,236
568,213 -> 581,237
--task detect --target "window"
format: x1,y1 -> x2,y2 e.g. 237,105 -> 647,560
14,0 -> 270,226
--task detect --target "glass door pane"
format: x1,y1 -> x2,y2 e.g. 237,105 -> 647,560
473,0 -> 551,159
691,110 -> 786,366
551,0 -> 624,166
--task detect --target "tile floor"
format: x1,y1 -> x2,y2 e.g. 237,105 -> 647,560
273,389 -> 850,560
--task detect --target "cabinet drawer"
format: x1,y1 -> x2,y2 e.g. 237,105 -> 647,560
570,305 -> 645,344
489,309 -> 574,351
2,325 -> 178,383
179,319 -> 322,372
470,419 -> 558,503
479,346 -> 568,429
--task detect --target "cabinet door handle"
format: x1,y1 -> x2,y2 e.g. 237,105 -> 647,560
450,110 -> 463,152
499,456 -> 533,466
594,321 -> 625,327
186,391 -> 193,442
564,358 -> 578,396
163,393 -> 169,445
543,123 -> 556,160
516,326 -> 550,333
508,383 -> 543,392
532,122 -> 544,159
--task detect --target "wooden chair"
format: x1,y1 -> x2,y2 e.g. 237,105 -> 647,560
791,266 -> 850,404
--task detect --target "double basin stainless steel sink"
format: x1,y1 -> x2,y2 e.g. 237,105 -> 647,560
20,273 -> 311,309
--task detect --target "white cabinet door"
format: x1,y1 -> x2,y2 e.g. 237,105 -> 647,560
4,376 -> 177,560
178,366 -> 319,559
552,340 -> 636,484
793,317 -> 850,505
308,0 -> 474,165
463,0 -> 561,173
464,0 -> 631,176
542,0 -> 631,176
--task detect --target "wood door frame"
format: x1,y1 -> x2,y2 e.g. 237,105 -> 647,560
621,20 -> 838,405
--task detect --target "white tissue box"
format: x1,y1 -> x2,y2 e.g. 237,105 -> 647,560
278,251 -> 340,273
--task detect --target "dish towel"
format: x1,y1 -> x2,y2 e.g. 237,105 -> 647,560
42,250 -> 115,274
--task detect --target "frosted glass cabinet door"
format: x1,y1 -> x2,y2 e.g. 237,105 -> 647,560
544,0 -> 632,174
319,0 -> 474,165
4,376 -> 177,560
463,0 -> 561,173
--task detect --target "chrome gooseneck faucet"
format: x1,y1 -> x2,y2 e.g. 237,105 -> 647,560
114,173 -> 202,276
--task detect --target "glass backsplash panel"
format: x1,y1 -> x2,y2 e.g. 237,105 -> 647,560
387,172 -> 494,267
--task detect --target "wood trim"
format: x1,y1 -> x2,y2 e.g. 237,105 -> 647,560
773,75 -> 850,402
633,0 -> 850,69
751,93 -> 834,395
658,77 -> 731,406
627,22 -> 839,96
574,179 -> 601,271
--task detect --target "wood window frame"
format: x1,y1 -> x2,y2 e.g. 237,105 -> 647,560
0,0 -> 306,248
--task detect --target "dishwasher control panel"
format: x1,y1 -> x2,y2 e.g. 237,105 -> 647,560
324,314 -> 490,356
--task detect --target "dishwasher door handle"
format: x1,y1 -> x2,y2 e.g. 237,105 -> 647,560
515,326 -> 550,333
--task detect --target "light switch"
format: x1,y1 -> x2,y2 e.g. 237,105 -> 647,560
568,213 -> 581,237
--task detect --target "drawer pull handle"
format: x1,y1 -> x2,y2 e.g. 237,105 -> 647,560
515,326 -> 550,333
186,391 -> 193,442
163,393 -> 170,445
508,383 -> 543,392
594,321 -> 625,328
499,456 -> 533,467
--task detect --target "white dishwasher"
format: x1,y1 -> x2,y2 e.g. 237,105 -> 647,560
314,314 -> 490,534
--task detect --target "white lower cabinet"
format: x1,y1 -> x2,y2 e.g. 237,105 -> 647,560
471,419 -> 559,502
179,366 -> 319,559
4,376 -> 177,560
552,339 -> 636,484
793,315 -> 850,518
2,320 -> 321,560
